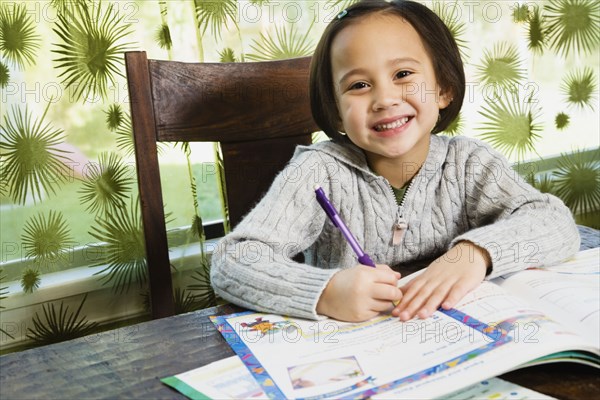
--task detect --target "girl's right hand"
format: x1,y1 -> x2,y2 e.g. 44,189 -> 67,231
316,264 -> 402,322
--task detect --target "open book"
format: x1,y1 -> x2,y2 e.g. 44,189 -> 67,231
165,248 -> 599,399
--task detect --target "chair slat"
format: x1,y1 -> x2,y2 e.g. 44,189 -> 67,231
149,58 -> 317,142
126,51 -> 176,318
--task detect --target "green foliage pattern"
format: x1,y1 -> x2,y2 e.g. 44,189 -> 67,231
0,0 -> 598,352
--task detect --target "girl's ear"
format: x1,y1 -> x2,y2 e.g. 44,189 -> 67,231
438,90 -> 454,110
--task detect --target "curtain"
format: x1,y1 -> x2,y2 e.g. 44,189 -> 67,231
1,0 -> 598,353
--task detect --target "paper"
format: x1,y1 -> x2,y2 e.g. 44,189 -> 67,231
163,356 -> 555,400
494,248 -> 600,344
211,308 -> 508,399
445,377 -> 556,399
378,251 -> 598,398
161,356 -> 268,400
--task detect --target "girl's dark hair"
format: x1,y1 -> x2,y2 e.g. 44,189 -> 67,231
310,0 -> 465,141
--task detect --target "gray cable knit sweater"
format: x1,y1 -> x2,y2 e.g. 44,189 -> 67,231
210,134 -> 580,320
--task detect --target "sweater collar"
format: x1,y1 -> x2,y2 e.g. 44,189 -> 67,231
295,135 -> 449,183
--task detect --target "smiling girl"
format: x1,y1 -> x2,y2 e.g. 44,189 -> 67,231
211,0 -> 579,322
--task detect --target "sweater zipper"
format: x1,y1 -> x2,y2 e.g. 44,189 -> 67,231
388,178 -> 416,245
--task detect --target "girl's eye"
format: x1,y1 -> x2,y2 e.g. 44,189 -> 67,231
395,70 -> 411,79
349,81 -> 369,91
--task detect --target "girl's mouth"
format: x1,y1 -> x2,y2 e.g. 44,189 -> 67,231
373,116 -> 411,132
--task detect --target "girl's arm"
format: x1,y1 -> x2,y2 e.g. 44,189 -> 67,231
211,147 -> 403,322
451,139 -> 580,278
210,150 -> 338,320
393,138 -> 580,321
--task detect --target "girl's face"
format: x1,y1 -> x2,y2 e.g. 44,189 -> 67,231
331,13 -> 450,168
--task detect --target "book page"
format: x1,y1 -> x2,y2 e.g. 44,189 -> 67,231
375,281 -> 597,399
445,377 -> 556,399
161,356 -> 552,400
492,248 -> 600,346
212,309 -> 506,399
162,356 -> 555,400
161,356 -> 268,399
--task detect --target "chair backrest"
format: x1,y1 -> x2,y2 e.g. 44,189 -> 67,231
125,52 -> 317,318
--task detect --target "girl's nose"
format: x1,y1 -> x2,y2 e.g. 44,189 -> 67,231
372,86 -> 402,111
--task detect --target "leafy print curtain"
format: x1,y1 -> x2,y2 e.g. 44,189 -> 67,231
0,0 -> 598,351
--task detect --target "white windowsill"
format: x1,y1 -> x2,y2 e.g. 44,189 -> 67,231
0,239 -> 220,353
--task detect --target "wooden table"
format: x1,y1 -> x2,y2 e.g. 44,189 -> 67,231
0,302 -> 598,399
0,304 -> 240,399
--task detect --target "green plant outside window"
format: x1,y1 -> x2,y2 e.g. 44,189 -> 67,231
0,0 -> 598,352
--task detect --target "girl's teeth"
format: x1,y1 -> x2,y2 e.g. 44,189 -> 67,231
375,117 -> 409,131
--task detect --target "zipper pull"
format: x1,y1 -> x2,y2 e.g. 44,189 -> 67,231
392,214 -> 408,245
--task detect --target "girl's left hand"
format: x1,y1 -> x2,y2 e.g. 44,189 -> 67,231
392,241 -> 490,321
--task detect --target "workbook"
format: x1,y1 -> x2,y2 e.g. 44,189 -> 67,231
165,248 -> 599,399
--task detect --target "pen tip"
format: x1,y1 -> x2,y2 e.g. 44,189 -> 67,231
314,185 -> 321,191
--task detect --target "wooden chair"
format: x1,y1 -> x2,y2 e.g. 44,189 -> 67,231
125,52 -> 317,319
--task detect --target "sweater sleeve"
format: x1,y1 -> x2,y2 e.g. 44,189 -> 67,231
210,149 -> 339,320
450,139 -> 580,278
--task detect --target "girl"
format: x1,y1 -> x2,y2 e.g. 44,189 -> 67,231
210,0 -> 579,322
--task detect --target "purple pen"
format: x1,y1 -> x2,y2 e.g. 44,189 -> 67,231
314,185 -> 376,267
